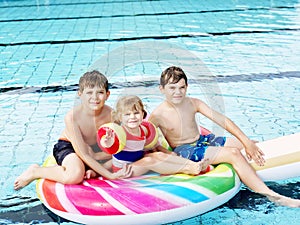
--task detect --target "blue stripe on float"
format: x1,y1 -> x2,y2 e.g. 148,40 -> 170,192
147,183 -> 209,203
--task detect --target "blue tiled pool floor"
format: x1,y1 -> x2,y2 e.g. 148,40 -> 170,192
1,0 -> 300,224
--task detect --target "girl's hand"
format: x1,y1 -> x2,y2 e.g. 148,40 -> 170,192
100,128 -> 115,148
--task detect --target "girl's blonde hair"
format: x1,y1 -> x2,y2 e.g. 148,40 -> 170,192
112,95 -> 147,124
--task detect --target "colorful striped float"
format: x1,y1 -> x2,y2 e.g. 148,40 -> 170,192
36,132 -> 300,224
36,156 -> 240,225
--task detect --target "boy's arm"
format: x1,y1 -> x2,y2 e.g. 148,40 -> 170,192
64,111 -> 132,179
148,111 -> 161,128
146,120 -> 175,155
94,152 -> 112,161
194,98 -> 265,166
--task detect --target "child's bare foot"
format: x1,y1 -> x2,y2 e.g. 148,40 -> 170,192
180,161 -> 198,175
84,169 -> 98,179
182,159 -> 210,175
267,194 -> 300,208
14,164 -> 39,190
199,158 -> 210,172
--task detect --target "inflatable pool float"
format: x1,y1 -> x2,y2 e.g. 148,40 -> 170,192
36,132 -> 300,225
248,132 -> 300,181
36,156 -> 240,225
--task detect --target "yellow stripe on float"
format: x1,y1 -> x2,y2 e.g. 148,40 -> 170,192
251,151 -> 300,171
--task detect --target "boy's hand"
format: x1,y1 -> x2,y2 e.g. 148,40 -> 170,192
84,169 -> 97,179
245,140 -> 265,166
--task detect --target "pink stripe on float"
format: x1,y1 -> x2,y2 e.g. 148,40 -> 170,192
87,179 -> 179,214
108,187 -> 180,213
65,182 -> 124,215
85,180 -> 136,215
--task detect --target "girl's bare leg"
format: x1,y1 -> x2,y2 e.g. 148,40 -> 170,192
131,152 -> 208,176
14,153 -> 85,190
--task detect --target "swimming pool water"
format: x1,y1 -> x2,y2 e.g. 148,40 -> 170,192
1,0 -> 300,224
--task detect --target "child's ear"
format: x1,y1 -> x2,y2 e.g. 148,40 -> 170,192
77,90 -> 82,96
159,85 -> 164,93
106,90 -> 111,99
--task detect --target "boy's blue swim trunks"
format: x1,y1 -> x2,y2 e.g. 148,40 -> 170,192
173,134 -> 226,162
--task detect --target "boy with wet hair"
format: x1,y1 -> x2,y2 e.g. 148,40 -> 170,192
14,70 -> 132,190
149,66 -> 300,207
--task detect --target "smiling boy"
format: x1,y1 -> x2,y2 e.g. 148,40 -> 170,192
14,70 -> 132,190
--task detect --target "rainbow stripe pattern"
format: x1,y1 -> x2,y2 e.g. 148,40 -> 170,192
36,156 -> 240,224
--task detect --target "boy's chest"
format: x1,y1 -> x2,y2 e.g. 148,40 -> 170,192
161,107 -> 195,133
162,106 -> 193,123
79,120 -> 100,144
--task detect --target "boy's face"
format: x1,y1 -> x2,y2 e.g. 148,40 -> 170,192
160,78 -> 187,105
78,86 -> 110,111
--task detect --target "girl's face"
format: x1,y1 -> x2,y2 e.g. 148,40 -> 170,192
121,108 -> 143,131
79,86 -> 110,111
160,78 -> 187,105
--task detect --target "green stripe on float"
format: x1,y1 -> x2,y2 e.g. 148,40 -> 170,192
144,164 -> 236,195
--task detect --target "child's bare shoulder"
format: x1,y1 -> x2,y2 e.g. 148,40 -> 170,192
188,97 -> 205,106
102,104 -> 113,113
64,105 -> 87,126
65,105 -> 80,117
151,103 -> 167,118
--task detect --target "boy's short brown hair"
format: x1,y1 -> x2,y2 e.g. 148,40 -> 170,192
79,70 -> 109,92
160,66 -> 188,87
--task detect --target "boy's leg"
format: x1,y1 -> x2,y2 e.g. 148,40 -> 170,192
206,146 -> 272,194
223,137 -> 243,149
205,146 -> 300,207
14,153 -> 85,190
60,153 -> 86,183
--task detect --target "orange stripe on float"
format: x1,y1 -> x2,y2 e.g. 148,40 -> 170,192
42,179 -> 67,212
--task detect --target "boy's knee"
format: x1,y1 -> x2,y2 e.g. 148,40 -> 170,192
63,168 -> 84,184
228,147 -> 242,159
65,173 -> 84,184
